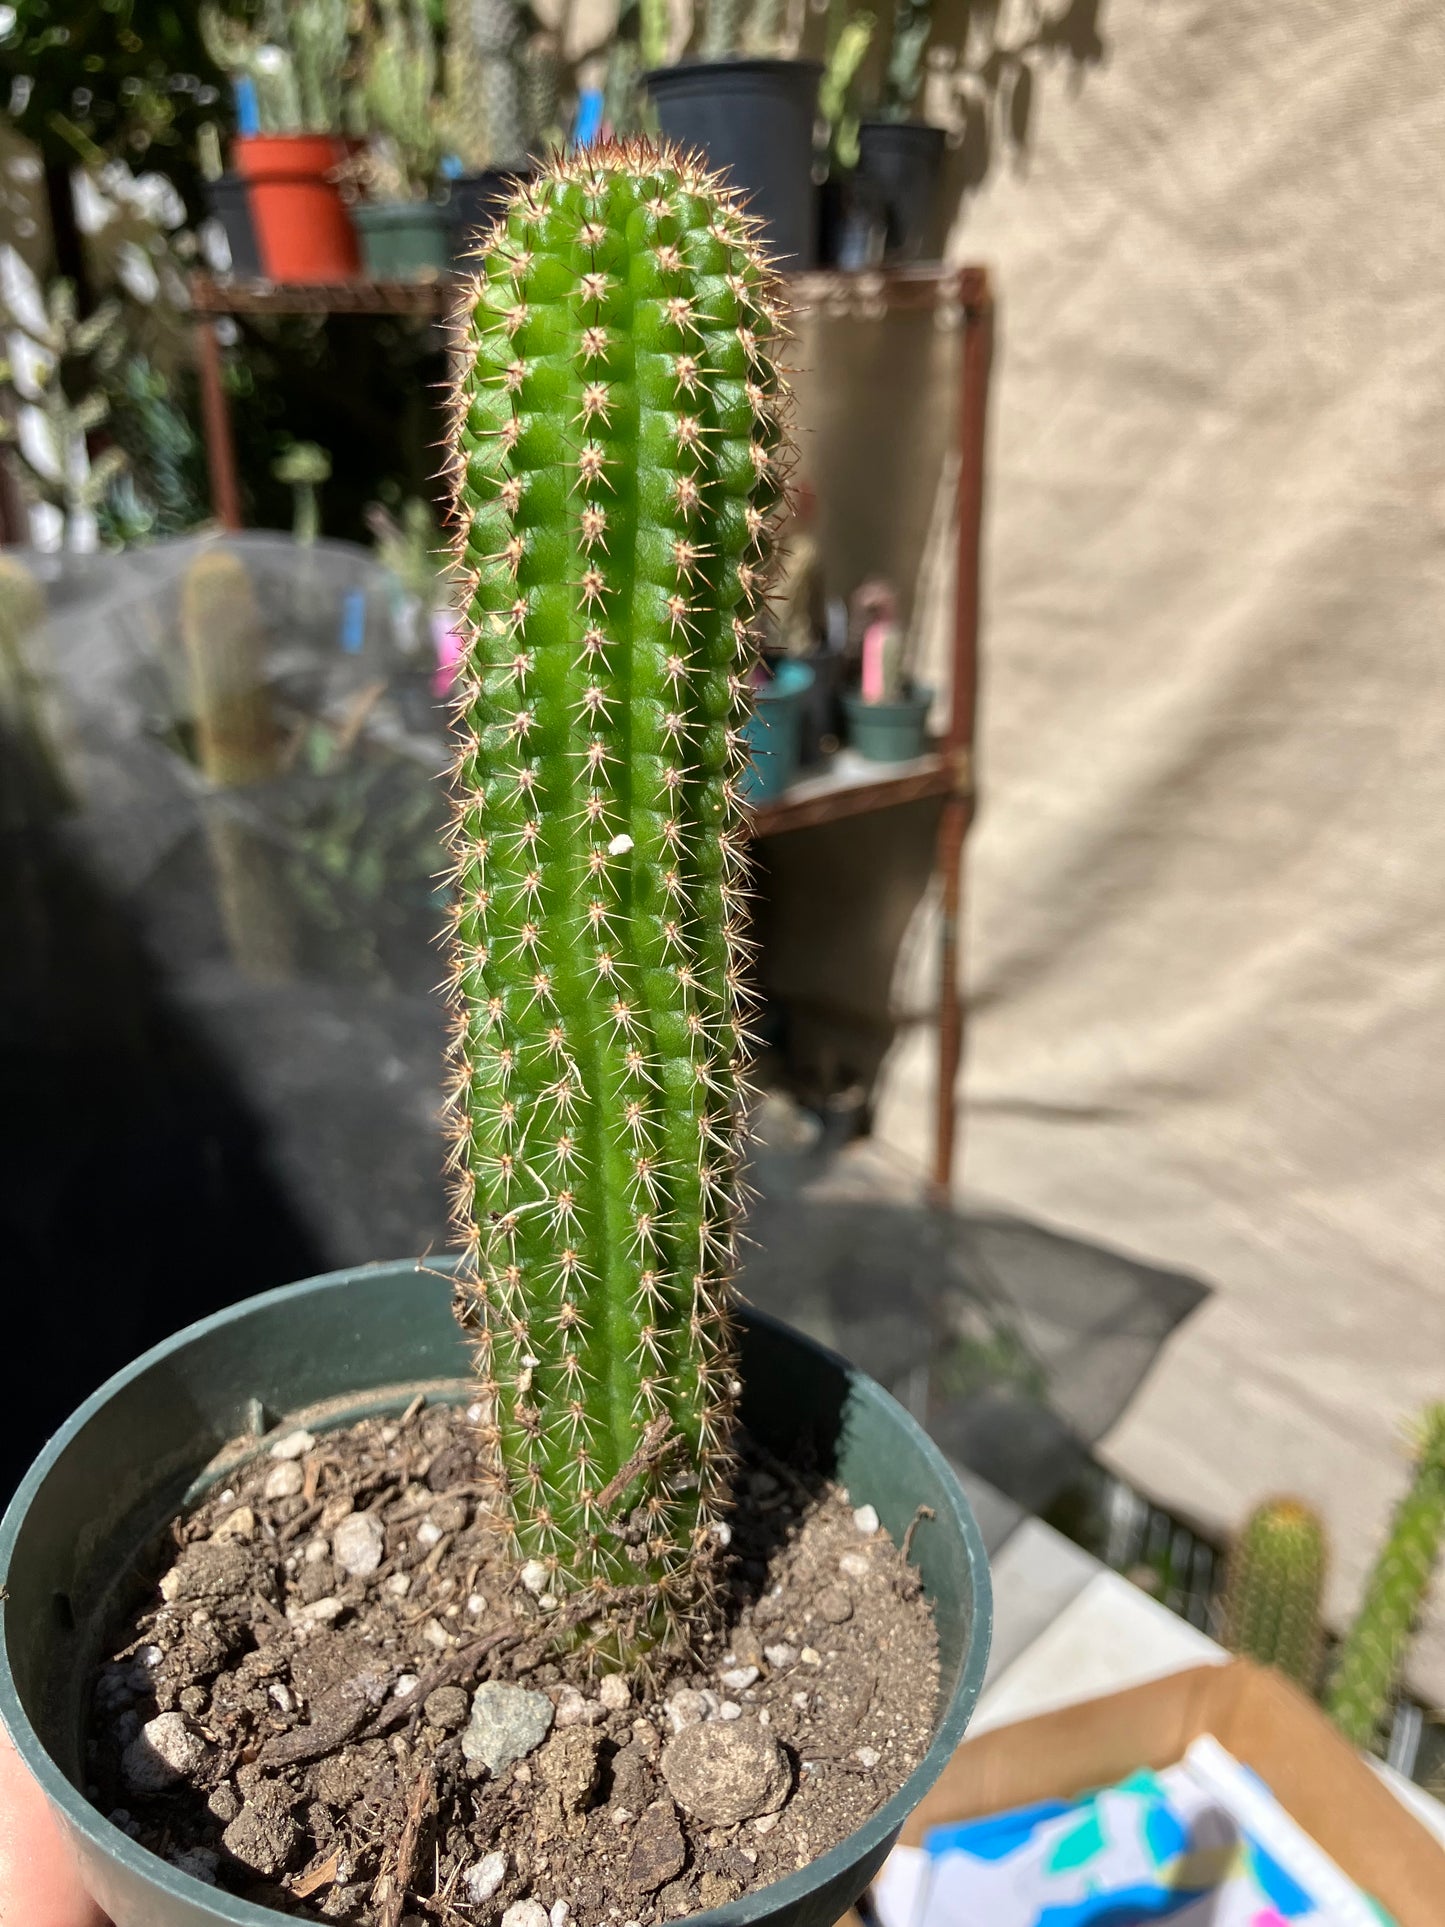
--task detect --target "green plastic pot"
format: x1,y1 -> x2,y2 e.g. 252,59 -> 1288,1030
0,1260 -> 991,1927
352,200 -> 449,279
842,686 -> 934,765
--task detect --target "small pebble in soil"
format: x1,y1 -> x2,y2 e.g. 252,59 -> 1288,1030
660,1721 -> 790,1826
855,1747 -> 881,1769
332,1511 -> 385,1577
464,1850 -> 508,1903
520,1560 -> 550,1596
763,1644 -> 797,1670
121,1714 -> 210,1793
553,1685 -> 603,1728
263,1460 -> 304,1500
628,1799 -> 687,1892
169,1846 -> 219,1884
664,1688 -> 716,1732
551,1903 -> 571,1927
851,1504 -> 880,1535
599,1673 -> 631,1712
425,1686 -> 470,1730
462,1681 -> 555,1774
838,1551 -> 869,1579
816,1587 -> 853,1624
718,1665 -> 758,1691
269,1429 -> 315,1460
211,1505 -> 255,1544
502,1902 -> 550,1927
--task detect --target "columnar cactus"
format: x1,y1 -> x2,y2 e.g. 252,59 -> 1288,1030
443,144 -> 789,1659
1220,1497 -> 1326,1691
1326,1405 -> 1445,1749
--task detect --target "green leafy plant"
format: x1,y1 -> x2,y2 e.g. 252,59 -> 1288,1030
1325,1405 -> 1445,1750
444,141 -> 789,1660
0,280 -> 129,544
1221,1497 -> 1327,1691
199,0 -> 353,136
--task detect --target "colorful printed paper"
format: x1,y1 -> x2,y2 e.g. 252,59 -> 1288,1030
897,1736 -> 1395,1927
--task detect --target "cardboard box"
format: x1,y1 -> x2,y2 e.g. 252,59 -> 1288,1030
887,1661 -> 1445,1927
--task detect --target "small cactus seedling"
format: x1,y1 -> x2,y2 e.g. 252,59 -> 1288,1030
181,550 -> 281,789
443,143 -> 789,1659
1326,1404 -> 1445,1749
1221,1496 -> 1326,1691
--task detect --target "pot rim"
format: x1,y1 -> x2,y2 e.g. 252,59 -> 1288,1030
641,56 -> 825,83
0,1260 -> 991,1927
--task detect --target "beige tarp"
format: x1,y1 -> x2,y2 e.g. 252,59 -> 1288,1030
868,0 -> 1445,1702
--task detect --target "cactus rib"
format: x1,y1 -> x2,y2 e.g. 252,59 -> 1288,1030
443,143 -> 790,1660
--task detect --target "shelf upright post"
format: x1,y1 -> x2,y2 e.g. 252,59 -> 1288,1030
931,268 -> 992,1201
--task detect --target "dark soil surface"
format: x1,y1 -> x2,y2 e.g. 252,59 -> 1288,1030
85,1397 -> 939,1925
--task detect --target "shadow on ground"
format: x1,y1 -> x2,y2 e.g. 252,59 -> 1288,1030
740,1140 -> 1210,1530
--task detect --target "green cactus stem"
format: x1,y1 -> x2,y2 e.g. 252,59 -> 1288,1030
1220,1497 -> 1326,1691
700,0 -> 746,61
272,442 -> 331,547
1325,1405 -> 1445,1749
181,549 -> 294,983
443,143 -> 789,1660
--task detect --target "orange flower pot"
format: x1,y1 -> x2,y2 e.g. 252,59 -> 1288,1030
233,134 -> 359,283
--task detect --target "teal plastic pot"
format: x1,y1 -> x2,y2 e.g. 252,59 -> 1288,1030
842,686 -> 934,764
741,661 -> 815,803
0,1260 -> 990,1927
352,200 -> 449,278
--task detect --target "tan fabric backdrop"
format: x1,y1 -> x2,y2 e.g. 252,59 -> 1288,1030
871,0 -> 1445,1701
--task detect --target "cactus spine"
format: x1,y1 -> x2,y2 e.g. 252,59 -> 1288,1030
444,144 -> 789,1660
1220,1497 -> 1326,1690
1325,1405 -> 1445,1749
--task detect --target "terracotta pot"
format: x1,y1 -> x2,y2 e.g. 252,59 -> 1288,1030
233,135 -> 359,283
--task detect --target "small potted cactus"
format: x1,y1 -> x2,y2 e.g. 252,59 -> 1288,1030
1221,1497 -> 1327,1691
351,0 -> 450,279
842,579 -> 933,762
439,0 -> 563,263
201,0 -> 361,283
642,0 -> 824,269
0,146 -> 990,1927
855,0 -> 947,262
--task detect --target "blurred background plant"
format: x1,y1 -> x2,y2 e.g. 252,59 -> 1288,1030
354,0 -> 444,200
198,0 -> 354,138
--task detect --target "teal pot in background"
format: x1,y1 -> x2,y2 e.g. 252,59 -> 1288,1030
742,660 -> 815,803
643,60 -> 822,269
352,200 -> 450,279
843,685 -> 935,763
855,122 -> 947,264
0,1259 -> 991,1927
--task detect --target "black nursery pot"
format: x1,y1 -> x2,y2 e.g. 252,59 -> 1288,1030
855,121 -> 947,264
643,60 -> 823,269
203,173 -> 263,279
0,1260 -> 991,1927
443,166 -> 536,263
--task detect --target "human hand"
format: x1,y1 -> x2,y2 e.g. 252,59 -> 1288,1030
0,1723 -> 107,1926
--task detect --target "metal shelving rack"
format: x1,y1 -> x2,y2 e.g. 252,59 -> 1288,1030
189,264 -> 992,1198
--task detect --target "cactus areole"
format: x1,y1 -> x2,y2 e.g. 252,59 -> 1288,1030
444,144 -> 789,1663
